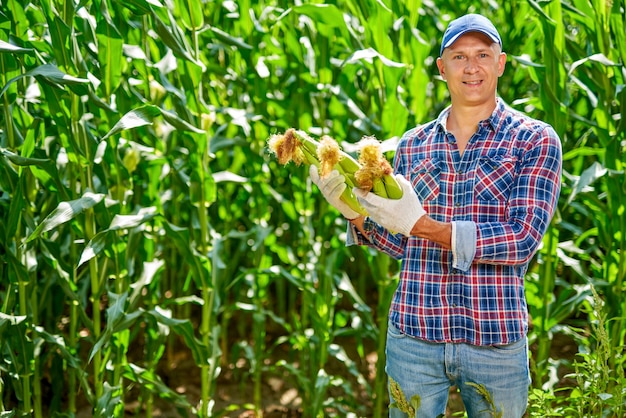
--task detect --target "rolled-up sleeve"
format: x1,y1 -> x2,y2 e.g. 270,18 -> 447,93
452,220 -> 477,271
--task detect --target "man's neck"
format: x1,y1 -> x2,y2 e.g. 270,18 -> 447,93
447,99 -> 497,132
445,99 -> 497,154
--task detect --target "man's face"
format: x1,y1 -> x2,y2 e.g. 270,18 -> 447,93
436,32 -> 506,107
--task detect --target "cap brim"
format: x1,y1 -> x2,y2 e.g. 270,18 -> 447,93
443,30 -> 501,50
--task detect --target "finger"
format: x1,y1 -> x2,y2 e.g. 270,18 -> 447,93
327,180 -> 347,199
321,173 -> 346,195
352,187 -> 368,199
394,174 -> 416,194
353,187 -> 386,206
326,171 -> 345,189
309,165 -> 320,184
325,169 -> 341,181
355,196 -> 381,218
394,173 -> 410,186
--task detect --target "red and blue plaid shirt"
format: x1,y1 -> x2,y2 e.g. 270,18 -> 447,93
349,99 -> 562,346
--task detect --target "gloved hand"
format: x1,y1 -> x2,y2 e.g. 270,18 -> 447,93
309,165 -> 361,220
353,174 -> 426,236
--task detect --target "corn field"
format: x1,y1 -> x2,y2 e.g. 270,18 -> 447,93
0,0 -> 625,417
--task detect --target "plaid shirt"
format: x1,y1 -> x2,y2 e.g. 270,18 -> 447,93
349,99 -> 562,346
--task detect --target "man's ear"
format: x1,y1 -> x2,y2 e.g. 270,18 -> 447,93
437,57 -> 446,80
498,52 -> 507,77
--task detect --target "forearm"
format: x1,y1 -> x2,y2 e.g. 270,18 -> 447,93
351,214 -> 452,249
410,216 -> 452,249
348,216 -> 367,236
346,216 -> 407,259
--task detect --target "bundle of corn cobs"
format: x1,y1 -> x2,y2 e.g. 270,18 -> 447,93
267,128 -> 402,216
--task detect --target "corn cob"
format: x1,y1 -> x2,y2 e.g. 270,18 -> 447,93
267,129 -> 367,216
314,135 -> 361,190
354,136 -> 403,199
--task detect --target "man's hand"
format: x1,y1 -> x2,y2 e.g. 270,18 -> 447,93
309,166 -> 361,220
353,174 -> 426,236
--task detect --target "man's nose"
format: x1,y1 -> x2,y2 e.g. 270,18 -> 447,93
464,58 -> 479,73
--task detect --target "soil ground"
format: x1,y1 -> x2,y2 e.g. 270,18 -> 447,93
69,332 -> 577,417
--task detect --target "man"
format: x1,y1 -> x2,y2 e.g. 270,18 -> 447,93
310,13 -> 562,417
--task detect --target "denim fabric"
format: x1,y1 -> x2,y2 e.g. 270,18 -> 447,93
385,321 -> 530,418
451,220 -> 477,272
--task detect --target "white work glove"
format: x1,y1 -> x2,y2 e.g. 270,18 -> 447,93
309,165 -> 361,220
353,174 -> 426,236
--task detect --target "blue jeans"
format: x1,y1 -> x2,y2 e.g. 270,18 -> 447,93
386,321 -> 530,418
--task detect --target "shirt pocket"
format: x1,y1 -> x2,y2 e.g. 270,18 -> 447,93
474,155 -> 517,202
409,158 -> 441,201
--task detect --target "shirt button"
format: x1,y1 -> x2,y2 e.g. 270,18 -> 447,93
455,202 -> 461,207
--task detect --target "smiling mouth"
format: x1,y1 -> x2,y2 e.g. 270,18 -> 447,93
464,80 -> 483,85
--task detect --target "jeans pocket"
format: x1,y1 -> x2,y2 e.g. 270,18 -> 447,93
488,337 -> 527,353
387,321 -> 407,339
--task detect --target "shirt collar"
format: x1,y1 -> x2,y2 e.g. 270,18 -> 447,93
436,98 -> 505,133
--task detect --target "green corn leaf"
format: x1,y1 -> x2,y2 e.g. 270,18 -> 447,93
102,105 -> 204,140
0,39 -> 33,53
6,179 -> 25,250
146,307 -> 213,366
24,64 -> 89,85
34,326 -> 83,369
152,11 -> 204,67
78,208 -> 159,267
206,24 -> 252,50
44,14 -> 73,70
0,312 -> 27,333
25,192 -> 106,244
114,0 -> 164,15
568,161 -> 607,204
93,382 -> 120,418
568,53 -> 617,76
109,208 -> 159,229
527,0 -> 556,22
0,64 -> 90,99
312,368 -> 331,409
128,260 -> 164,308
122,363 -> 194,410
0,147 -> 51,167
343,47 -> 405,68
107,292 -> 141,334
177,0 -> 203,30
162,220 -> 209,288
293,4 -> 351,40
160,108 -> 205,133
96,17 -> 123,98
89,292 -> 143,362
4,321 -> 33,381
37,240 -> 94,332
76,230 -> 111,268
102,105 -> 162,139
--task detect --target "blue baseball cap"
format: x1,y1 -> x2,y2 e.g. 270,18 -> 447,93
440,14 -> 502,56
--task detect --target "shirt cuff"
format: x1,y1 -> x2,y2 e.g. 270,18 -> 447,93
346,217 -> 375,246
451,221 -> 476,272
346,222 -> 358,245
